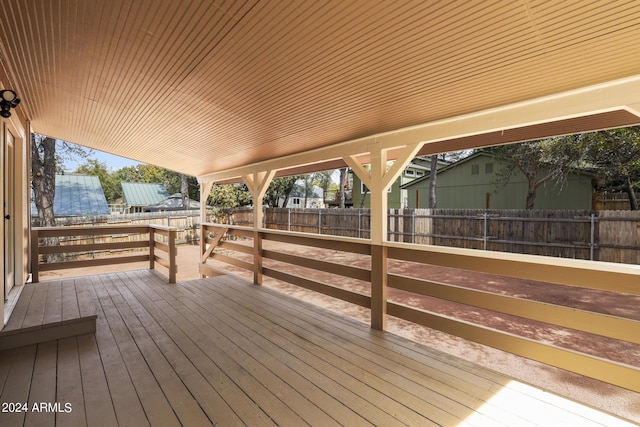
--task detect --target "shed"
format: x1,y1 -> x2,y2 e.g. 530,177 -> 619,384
30,174 -> 109,217
121,182 -> 169,213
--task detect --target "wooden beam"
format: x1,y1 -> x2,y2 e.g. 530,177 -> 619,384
199,179 -> 214,222
199,76 -> 640,184
243,170 -> 275,285
343,155 -> 371,189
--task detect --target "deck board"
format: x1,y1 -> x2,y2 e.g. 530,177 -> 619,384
0,270 -> 636,427
24,340 -> 57,427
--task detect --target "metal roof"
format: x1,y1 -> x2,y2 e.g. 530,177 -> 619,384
31,174 -> 110,217
3,1 -> 640,179
145,194 -> 201,211
121,182 -> 169,207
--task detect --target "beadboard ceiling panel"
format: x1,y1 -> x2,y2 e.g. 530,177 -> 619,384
1,1 -> 640,177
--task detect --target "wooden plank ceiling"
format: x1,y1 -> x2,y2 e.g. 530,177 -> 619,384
2,0 -> 640,177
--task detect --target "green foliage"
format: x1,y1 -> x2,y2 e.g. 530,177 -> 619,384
312,170 -> 334,204
75,159 -> 120,203
264,175 -> 301,207
487,135 -> 586,209
209,183 -> 252,208
582,126 -> 640,209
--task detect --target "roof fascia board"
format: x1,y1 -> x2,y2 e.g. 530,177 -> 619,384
199,75 -> 640,183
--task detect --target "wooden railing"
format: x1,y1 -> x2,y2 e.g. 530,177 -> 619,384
200,222 -> 640,393
31,224 -> 178,283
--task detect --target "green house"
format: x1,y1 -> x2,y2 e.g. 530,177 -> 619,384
351,157 -> 445,208
401,152 -> 595,210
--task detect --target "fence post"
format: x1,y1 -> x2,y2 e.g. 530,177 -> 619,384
412,209 -> 416,244
358,210 -> 362,239
590,213 -> 596,261
30,229 -> 40,283
483,212 -> 488,251
288,209 -> 291,231
318,209 -> 322,234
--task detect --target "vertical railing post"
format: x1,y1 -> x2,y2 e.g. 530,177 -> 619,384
370,244 -> 388,331
30,228 -> 40,283
149,226 -> 155,271
253,230 -> 263,285
200,223 -> 207,278
168,227 -> 177,283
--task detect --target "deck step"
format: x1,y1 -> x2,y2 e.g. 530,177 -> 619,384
0,315 -> 97,351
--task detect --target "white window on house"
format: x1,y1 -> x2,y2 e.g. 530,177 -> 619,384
416,171 -> 424,176
471,164 -> 480,175
405,169 -> 415,176
293,197 -> 301,206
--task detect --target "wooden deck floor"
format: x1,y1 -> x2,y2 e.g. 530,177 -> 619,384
0,270 -> 634,426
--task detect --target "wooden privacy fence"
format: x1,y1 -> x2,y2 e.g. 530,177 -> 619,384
31,224 -> 178,283
225,208 -> 640,264
199,223 -> 640,393
35,210 -> 202,245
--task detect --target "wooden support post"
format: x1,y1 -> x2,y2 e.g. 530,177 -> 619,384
168,228 -> 177,284
200,224 -> 207,278
254,231 -> 263,285
199,180 -> 214,223
344,142 -> 423,330
243,170 -> 275,285
370,244 -> 388,330
149,226 -> 155,270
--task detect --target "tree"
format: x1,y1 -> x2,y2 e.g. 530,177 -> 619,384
488,136 -> 586,209
75,159 -> 119,203
582,127 -> 640,210
180,174 -> 189,209
338,168 -> 347,208
264,176 -> 300,207
31,134 -> 57,227
312,170 -> 334,207
428,155 -> 438,208
209,183 -> 251,208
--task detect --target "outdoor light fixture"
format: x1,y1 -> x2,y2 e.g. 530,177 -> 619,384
0,89 -> 20,118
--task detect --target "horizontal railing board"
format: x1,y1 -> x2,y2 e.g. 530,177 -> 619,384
154,241 -> 170,253
203,223 -> 254,238
38,255 -> 150,271
386,243 -> 640,295
34,225 -> 150,237
388,273 -> 640,345
387,302 -> 640,394
263,230 -> 371,255
37,240 -> 149,254
210,252 -> 253,271
218,241 -> 254,255
263,268 -> 371,308
264,250 -> 371,282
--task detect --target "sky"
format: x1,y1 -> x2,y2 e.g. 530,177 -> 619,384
59,140 -> 340,184
59,140 -> 141,172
